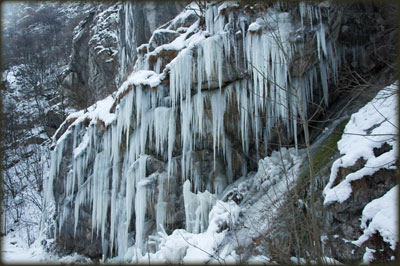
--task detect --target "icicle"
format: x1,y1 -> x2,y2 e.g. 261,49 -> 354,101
122,90 -> 135,149
155,173 -> 168,232
155,57 -> 163,74
194,88 -> 204,138
180,100 -> 193,181
316,23 -> 327,61
224,138 -> 233,184
234,80 -> 249,154
183,180 -> 215,234
319,24 -> 327,57
183,180 -> 196,232
210,90 -> 226,169
45,137 -> 66,209
203,36 -> 217,89
110,124 -> 122,255
169,49 -> 193,108
167,112 -> 176,180
125,160 -> 136,234
73,172 -> 91,237
135,155 -> 148,254
205,5 -> 219,35
319,59 -> 329,106
154,107 -> 171,156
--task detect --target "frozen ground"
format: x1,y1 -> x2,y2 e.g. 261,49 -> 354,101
1,229 -> 93,264
1,230 -> 47,264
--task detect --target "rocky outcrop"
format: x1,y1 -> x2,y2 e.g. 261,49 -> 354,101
320,81 -> 398,263
118,1 -> 188,84
325,167 -> 397,263
62,2 -> 186,110
62,4 -> 120,109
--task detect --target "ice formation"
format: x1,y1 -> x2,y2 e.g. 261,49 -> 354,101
45,1 -> 349,260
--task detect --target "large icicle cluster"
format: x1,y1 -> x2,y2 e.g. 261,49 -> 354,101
45,1 -> 345,259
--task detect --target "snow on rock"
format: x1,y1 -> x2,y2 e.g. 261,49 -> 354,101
6,69 -> 17,84
182,200 -> 241,263
66,94 -> 115,126
361,247 -> 376,264
86,5 -> 120,55
352,185 -> 398,250
247,255 -> 271,264
58,253 -> 94,264
53,94 -> 116,146
234,147 -> 304,243
73,131 -> 90,159
130,199 -> 241,264
323,84 -> 398,205
248,22 -> 262,32
117,70 -> 163,98
218,1 -> 240,14
168,3 -> 198,30
54,69 -> 164,148
86,95 -> 117,126
255,147 -> 303,192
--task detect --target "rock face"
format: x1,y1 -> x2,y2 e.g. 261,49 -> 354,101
61,4 -> 119,109
325,168 -> 397,263
118,1 -> 188,84
62,2 -> 186,109
321,85 -> 398,263
44,1 -> 396,262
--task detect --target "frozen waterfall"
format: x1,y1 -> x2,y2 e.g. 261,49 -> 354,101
45,1 -> 345,259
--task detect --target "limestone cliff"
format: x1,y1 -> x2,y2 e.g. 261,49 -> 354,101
43,1 -> 397,263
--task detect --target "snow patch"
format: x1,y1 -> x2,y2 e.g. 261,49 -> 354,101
352,185 -> 398,250
248,22 -> 261,32
323,84 -> 398,205
131,199 -> 241,264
